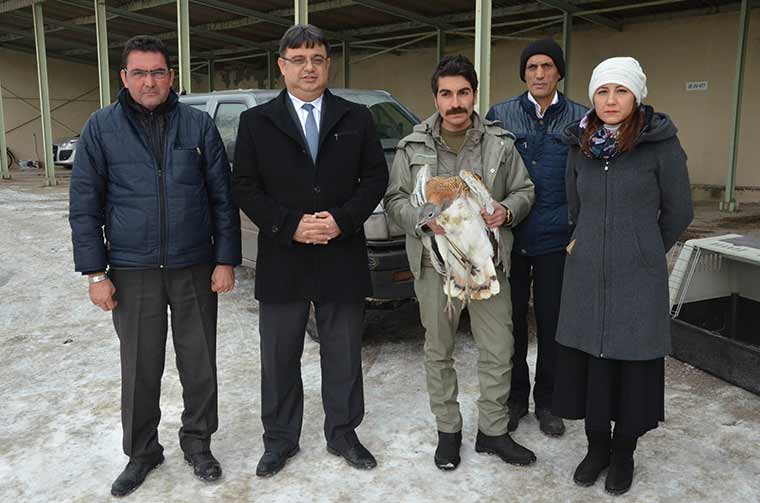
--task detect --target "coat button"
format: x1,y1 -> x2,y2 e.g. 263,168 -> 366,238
489,168 -> 495,173
532,160 -> 537,165
538,120 -> 544,126
313,186 -> 321,194
272,225 -> 279,233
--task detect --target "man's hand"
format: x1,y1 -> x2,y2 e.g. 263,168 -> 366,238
293,213 -> 341,244
211,265 -> 235,293
425,220 -> 446,235
481,203 -> 511,229
89,277 -> 117,311
313,211 -> 341,240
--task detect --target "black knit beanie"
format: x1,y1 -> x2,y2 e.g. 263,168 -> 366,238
520,38 -> 566,82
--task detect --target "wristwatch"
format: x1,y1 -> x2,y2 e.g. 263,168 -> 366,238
88,273 -> 108,284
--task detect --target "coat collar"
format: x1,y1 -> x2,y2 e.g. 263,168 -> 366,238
263,88 -> 351,157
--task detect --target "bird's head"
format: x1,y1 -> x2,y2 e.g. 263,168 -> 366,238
416,202 -> 443,231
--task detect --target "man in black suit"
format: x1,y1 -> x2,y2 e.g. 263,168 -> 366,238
232,24 -> 388,476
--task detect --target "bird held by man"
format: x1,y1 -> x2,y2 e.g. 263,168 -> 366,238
412,166 -> 501,312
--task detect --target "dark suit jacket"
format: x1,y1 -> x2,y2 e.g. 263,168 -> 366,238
232,89 -> 388,302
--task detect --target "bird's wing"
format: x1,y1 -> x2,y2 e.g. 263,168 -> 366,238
460,170 -> 494,214
411,164 -> 431,208
460,171 -> 501,264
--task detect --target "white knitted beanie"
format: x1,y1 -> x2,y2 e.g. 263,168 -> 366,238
588,57 -> 648,105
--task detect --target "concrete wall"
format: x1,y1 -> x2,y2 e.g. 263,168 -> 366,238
330,9 -> 760,191
2,9 -> 757,194
0,48 -> 104,162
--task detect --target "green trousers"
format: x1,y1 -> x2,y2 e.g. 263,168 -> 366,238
414,266 -> 514,436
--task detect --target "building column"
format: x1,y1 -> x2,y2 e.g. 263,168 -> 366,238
33,2 -> 56,186
294,0 -> 308,24
560,11 -> 572,95
0,79 -> 9,180
177,0 -> 191,94
474,0 -> 492,115
721,0 -> 750,212
94,0 -> 111,107
342,41 -> 350,88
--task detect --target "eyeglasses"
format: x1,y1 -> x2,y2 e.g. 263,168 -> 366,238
280,55 -> 327,67
123,68 -> 171,80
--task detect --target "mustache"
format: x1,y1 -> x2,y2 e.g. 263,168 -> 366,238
446,107 -> 468,116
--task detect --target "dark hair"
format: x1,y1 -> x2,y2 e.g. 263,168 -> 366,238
431,55 -> 478,95
581,106 -> 646,157
121,35 -> 171,69
279,24 -> 331,57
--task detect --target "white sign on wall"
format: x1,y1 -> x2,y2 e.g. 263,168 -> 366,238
686,81 -> 709,91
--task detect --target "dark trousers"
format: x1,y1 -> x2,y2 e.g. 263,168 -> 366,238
110,264 -> 218,463
259,301 -> 365,454
509,250 -> 565,409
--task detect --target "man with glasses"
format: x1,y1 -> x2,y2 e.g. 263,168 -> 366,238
232,24 -> 388,476
69,35 -> 241,496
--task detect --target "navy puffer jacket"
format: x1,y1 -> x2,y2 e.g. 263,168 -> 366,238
487,92 -> 587,256
69,88 -> 241,272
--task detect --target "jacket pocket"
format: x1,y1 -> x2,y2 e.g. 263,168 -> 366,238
172,146 -> 204,185
633,223 -> 666,271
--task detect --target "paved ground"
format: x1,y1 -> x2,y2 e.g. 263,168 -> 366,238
1,168 -> 759,503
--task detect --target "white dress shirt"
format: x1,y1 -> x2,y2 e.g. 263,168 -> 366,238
288,92 -> 324,134
527,91 -> 559,119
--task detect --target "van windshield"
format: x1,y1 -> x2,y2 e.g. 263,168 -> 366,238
366,101 -> 415,144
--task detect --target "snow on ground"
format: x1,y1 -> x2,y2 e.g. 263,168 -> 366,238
1,181 -> 759,503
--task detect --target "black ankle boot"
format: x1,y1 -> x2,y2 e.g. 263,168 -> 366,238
605,433 -> 638,495
573,430 -> 611,487
434,431 -> 462,470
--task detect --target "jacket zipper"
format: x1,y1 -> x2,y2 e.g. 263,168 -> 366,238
600,158 -> 610,357
149,111 -> 170,269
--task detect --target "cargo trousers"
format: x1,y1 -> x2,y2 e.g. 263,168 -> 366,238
414,265 -> 514,436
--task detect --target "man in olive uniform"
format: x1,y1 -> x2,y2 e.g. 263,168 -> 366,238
384,55 -> 536,471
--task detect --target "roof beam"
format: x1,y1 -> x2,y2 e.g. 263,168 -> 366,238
190,0 -> 354,41
351,0 -> 456,30
535,0 -> 623,31
0,0 -> 42,14
64,0 -> 176,25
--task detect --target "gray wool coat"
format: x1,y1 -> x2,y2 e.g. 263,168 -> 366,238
556,108 -> 694,361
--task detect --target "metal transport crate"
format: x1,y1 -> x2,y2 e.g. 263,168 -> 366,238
669,234 -> 760,395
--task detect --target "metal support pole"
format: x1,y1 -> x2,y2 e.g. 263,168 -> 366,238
267,52 -> 275,89
0,80 -> 9,179
294,0 -> 308,25
342,41 -> 350,88
560,11 -> 572,95
177,0 -> 192,94
207,59 -> 214,91
436,28 -> 445,62
94,0 -> 110,107
33,3 -> 56,186
474,0 -> 492,115
721,0 -> 750,213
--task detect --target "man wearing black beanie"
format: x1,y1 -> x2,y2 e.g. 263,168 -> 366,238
486,38 -> 586,439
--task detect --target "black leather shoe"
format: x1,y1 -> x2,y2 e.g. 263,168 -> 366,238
535,408 -> 566,437
184,450 -> 222,482
475,431 -> 536,466
574,431 -> 611,487
434,431 -> 462,471
327,441 -> 377,470
507,401 -> 528,433
256,446 -> 299,477
110,455 -> 164,497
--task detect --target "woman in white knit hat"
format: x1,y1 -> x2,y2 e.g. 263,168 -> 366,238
551,57 -> 694,495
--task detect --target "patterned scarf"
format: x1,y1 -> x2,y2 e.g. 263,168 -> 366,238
587,126 -> 619,160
